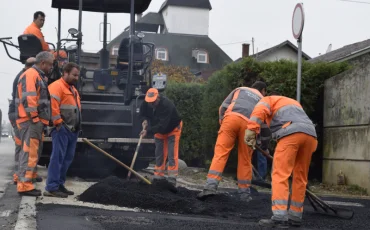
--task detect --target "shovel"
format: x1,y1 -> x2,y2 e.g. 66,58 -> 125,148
253,145 -> 354,220
127,133 -> 144,180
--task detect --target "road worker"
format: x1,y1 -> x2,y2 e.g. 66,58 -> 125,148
8,57 -> 42,184
139,88 -> 182,186
244,94 -> 318,228
44,62 -> 81,198
15,51 -> 54,196
197,81 -> 268,201
23,11 -> 50,51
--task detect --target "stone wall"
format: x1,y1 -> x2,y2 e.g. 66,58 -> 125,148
323,53 -> 370,192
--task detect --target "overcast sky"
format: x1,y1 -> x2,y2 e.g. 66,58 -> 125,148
1,0 -> 369,121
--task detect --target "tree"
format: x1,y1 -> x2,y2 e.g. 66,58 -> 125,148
150,59 -> 205,83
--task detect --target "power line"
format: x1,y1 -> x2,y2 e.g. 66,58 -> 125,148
218,40 -> 252,46
339,0 -> 370,4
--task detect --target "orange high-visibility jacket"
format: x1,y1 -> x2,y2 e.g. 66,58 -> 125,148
219,87 -> 263,123
15,67 -> 51,125
23,22 -> 49,51
248,96 -> 317,140
48,78 -> 81,130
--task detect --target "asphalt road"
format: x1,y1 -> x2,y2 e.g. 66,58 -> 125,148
0,138 -> 21,230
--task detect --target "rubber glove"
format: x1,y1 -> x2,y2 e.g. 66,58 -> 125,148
244,129 -> 256,149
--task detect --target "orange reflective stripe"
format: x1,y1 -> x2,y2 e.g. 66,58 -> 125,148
225,89 -> 241,114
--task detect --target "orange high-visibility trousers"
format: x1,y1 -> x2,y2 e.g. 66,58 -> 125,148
154,121 -> 183,179
13,125 -> 22,183
205,114 -> 253,193
17,121 -> 44,192
271,132 -> 318,221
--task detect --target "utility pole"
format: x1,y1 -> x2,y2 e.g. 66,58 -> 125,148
252,37 -> 255,55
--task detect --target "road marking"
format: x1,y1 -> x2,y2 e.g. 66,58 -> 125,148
0,210 -> 11,217
324,200 -> 364,207
14,196 -> 37,230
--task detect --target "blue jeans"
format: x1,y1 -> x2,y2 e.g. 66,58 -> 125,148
45,126 -> 78,192
256,150 -> 267,179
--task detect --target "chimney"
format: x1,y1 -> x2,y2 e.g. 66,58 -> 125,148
242,43 -> 250,58
136,13 -> 143,21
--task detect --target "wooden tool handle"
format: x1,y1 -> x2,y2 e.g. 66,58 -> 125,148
82,138 -> 152,185
127,134 -> 143,179
254,145 -> 274,160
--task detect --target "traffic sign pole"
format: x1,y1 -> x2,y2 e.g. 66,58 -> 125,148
292,3 -> 305,103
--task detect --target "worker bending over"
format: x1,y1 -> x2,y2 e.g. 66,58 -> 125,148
245,94 -> 317,228
15,51 -> 54,197
44,62 -> 81,198
197,81 -> 268,201
9,57 -> 41,184
24,11 -> 50,51
139,88 -> 183,186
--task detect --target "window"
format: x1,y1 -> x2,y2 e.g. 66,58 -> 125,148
111,46 -> 119,56
197,51 -> 208,63
156,48 -> 168,61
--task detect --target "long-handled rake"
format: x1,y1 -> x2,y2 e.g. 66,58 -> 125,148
252,145 -> 354,220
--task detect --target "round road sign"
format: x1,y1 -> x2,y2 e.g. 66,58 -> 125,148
292,3 -> 305,40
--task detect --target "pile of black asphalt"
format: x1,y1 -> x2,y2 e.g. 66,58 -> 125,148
76,176 -> 370,229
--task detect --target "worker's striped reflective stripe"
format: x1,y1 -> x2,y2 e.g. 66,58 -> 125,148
272,199 -> 288,206
290,200 -> 304,208
61,104 -> 78,109
25,106 -> 37,112
208,170 -> 222,177
288,209 -> 303,218
51,94 -> 61,103
168,170 -> 178,176
21,91 -> 37,98
250,116 -> 263,125
237,179 -> 251,185
52,115 -> 61,121
256,101 -> 271,113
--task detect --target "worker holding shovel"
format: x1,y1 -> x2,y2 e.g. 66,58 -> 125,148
197,81 -> 269,202
139,88 -> 183,187
244,94 -> 317,228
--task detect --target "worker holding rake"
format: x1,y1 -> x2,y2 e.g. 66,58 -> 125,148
139,88 -> 183,187
244,94 -> 317,228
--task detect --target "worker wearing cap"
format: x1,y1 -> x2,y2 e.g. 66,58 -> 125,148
197,81 -> 269,201
139,88 -> 183,186
244,94 -> 317,228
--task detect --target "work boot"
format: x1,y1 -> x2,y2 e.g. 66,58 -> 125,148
167,177 -> 177,187
258,218 -> 289,229
238,193 -> 253,202
18,189 -> 42,197
288,214 -> 302,227
197,189 -> 216,200
36,176 -> 43,182
43,190 -> 68,198
59,185 -> 74,195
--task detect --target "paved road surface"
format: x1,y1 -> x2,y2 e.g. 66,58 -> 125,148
0,138 -> 21,229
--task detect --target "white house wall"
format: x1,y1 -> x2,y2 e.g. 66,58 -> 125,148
258,46 -> 299,62
162,6 -> 209,35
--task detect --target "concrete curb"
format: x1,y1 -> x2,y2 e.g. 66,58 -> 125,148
14,196 -> 37,230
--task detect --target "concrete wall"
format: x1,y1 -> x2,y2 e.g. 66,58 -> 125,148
162,6 -> 209,35
257,46 -> 299,62
323,53 -> 370,191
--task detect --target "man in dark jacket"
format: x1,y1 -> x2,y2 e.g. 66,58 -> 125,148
139,88 -> 183,186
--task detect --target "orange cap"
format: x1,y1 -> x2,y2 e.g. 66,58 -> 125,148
53,50 -> 68,59
145,88 -> 159,103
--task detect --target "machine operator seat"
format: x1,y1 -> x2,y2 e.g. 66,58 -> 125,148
18,34 -> 43,64
116,37 -> 145,71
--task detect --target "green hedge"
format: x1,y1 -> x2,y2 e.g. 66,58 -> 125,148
163,83 -> 205,165
165,57 -> 351,171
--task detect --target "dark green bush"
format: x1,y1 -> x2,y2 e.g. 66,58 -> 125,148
164,57 -> 351,174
